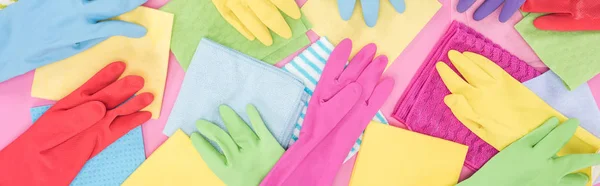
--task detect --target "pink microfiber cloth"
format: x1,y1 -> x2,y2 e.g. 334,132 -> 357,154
393,21 -> 540,170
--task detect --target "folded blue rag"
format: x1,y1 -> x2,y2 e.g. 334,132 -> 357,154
163,38 -> 308,149
30,105 -> 145,186
524,71 -> 600,138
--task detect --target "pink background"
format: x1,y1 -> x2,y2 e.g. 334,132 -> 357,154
0,0 -> 599,185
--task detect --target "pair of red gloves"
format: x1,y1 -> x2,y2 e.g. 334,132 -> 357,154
523,0 -> 600,31
0,62 -> 153,185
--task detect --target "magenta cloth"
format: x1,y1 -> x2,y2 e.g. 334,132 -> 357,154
141,52 -> 185,157
380,0 -> 545,128
392,21 -> 540,169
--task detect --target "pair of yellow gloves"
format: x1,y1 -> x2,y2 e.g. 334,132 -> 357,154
438,50 -> 600,185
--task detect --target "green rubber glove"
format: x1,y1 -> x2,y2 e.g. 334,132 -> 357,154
457,117 -> 600,186
191,104 -> 285,186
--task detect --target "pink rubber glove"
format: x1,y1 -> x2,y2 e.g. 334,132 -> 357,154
260,39 -> 395,186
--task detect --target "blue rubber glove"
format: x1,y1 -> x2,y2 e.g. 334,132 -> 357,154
0,0 -> 148,82
337,0 -> 405,27
457,0 -> 525,22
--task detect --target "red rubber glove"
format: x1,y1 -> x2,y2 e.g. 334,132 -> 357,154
522,0 -> 600,31
0,62 -> 154,186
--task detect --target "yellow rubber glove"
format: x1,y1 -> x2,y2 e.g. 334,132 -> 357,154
437,50 -> 600,186
211,0 -> 301,46
436,50 -> 600,154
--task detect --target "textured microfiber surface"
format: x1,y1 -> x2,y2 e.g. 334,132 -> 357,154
524,71 -> 600,138
516,13 -> 600,90
163,38 -> 307,149
30,105 -> 146,186
159,0 -> 311,70
393,21 -> 541,170
283,37 -> 389,163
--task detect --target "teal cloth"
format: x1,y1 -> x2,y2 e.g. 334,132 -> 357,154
31,105 -> 145,186
516,12 -> 600,90
160,0 -> 312,70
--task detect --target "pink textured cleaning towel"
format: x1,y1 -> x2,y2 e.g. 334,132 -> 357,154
393,21 -> 540,170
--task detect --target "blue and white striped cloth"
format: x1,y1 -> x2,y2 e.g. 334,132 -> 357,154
283,37 -> 389,162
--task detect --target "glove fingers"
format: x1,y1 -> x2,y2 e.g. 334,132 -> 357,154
456,0 -> 476,13
534,118 -> 579,156
518,117 -> 560,146
108,111 -> 152,138
38,101 -> 106,150
211,0 -> 255,41
558,173 -> 589,186
218,105 -> 259,148
360,0 -> 380,27
443,94 -> 487,137
91,75 -> 146,109
338,0 -> 357,20
195,120 -> 239,159
89,20 -> 147,40
521,0 -> 571,13
365,78 -> 394,112
436,62 -> 474,94
473,0 -> 503,21
269,0 -> 301,19
355,55 -> 388,100
338,43 -> 377,84
389,0 -> 406,13
65,62 -> 125,103
498,0 -> 525,22
321,39 -> 353,84
109,92 -> 154,118
96,111 -> 151,157
462,51 -> 506,79
84,0 -> 146,21
191,132 -> 227,166
248,0 -> 292,39
448,50 -> 494,87
557,154 -> 600,175
534,14 -> 600,31
321,83 -> 363,125
227,3 -> 273,46
246,104 -> 277,143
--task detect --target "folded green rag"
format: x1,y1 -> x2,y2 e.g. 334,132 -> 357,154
516,13 -> 600,90
160,0 -> 312,70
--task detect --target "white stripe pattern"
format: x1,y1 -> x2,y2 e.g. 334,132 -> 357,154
283,37 -> 388,162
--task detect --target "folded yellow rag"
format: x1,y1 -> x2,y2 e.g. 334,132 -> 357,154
31,7 -> 173,119
122,130 -> 225,186
350,122 -> 467,186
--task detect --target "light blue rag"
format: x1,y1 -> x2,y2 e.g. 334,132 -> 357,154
282,37 -> 388,162
163,38 -> 308,149
524,71 -> 600,138
31,105 -> 145,186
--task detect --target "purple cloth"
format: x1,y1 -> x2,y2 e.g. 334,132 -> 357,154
393,21 -> 540,169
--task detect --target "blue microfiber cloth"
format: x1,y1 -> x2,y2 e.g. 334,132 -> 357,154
524,71 -> 600,138
163,38 -> 308,149
31,105 -> 146,186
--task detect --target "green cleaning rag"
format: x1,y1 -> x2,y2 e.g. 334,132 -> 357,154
160,0 -> 312,70
516,13 -> 600,90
